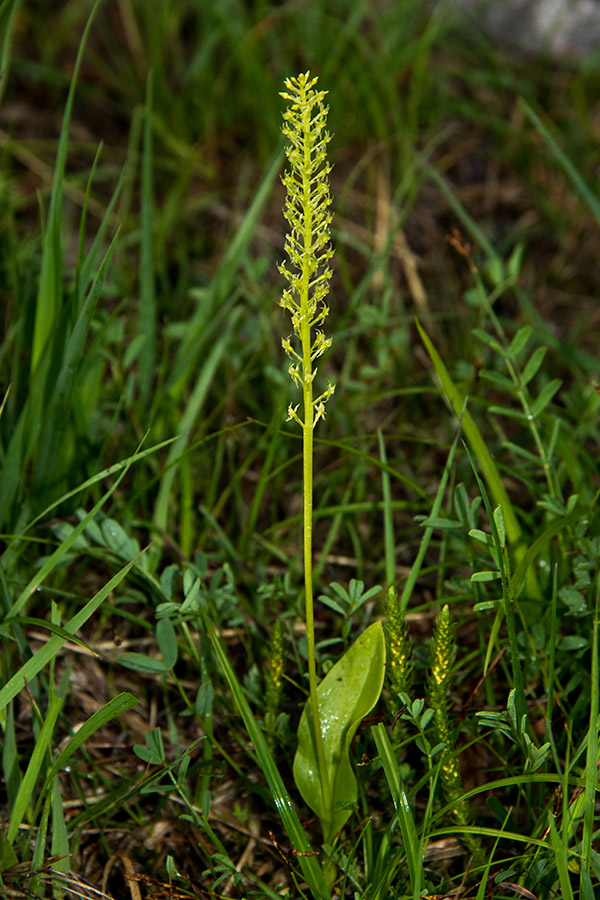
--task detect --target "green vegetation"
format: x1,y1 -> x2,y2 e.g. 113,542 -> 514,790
1,1 -> 599,898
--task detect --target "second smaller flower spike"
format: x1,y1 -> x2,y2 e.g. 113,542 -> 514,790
427,605 -> 482,862
385,584 -> 413,706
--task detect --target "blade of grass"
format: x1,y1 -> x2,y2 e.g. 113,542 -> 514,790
154,314 -> 241,534
30,0 -> 103,377
313,482 -> 352,584
419,157 -> 499,263
239,403 -> 287,561
416,318 -> 541,601
474,810 -> 511,899
14,435 -> 180,540
548,814 -> 575,900
166,150 -> 282,401
138,68 -> 156,404
512,507 -> 582,599
6,693 -> 63,844
519,97 -> 600,229
378,429 -> 395,588
34,692 -> 138,820
5,436 -> 144,619
463,441 -> 528,727
75,141 -> 103,295
545,566 -> 562,771
0,0 -> 21,104
372,723 -> 424,900
50,774 -> 69,884
0,551 -> 147,714
417,319 -> 517,537
399,399 -> 464,614
581,572 -> 600,886
1,704 -> 18,811
33,228 -> 121,494
316,435 -> 429,501
77,161 -> 125,302
0,8 -> 120,532
200,608 -> 330,900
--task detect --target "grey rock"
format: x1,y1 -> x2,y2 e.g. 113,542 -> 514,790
441,0 -> 600,58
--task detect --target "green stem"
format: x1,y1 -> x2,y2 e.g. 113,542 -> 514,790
303,402 -> 330,805
300,113 -> 331,820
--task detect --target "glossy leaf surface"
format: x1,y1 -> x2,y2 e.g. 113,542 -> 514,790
293,621 -> 386,844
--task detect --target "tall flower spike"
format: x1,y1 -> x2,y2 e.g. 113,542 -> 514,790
278,73 -> 335,838
279,72 -> 335,428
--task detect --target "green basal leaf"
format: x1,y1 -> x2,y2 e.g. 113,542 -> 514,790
293,621 -> 386,845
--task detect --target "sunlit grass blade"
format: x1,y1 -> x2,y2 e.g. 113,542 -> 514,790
6,694 -> 62,844
372,723 -> 424,900
200,609 -> 330,900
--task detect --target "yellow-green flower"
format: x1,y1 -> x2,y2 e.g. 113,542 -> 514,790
264,619 -> 286,750
279,71 -> 335,429
428,604 -> 456,710
427,605 -> 482,862
385,584 -> 412,706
